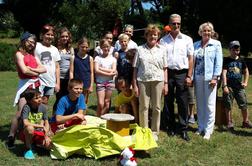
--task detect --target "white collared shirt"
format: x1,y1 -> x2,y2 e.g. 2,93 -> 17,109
159,33 -> 194,70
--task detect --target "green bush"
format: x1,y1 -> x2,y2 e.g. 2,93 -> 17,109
0,43 -> 17,71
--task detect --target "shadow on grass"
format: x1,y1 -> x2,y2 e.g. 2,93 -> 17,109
215,126 -> 252,136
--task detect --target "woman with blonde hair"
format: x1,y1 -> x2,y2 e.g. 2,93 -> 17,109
193,22 -> 223,140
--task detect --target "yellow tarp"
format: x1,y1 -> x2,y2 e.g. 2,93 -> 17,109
50,117 -> 158,160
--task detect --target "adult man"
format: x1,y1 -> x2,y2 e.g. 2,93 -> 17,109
159,14 -> 194,141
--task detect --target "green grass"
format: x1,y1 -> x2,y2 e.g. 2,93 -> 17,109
1,71 -> 252,166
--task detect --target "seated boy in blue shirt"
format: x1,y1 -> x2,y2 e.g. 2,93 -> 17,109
51,79 -> 86,133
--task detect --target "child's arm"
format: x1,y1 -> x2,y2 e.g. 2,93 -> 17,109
23,119 -> 44,129
69,56 -> 75,80
94,61 -> 116,76
222,69 -> 229,94
89,56 -> 94,93
29,56 -> 47,74
242,67 -> 249,87
55,61 -> 60,92
133,67 -> 139,97
15,52 -> 39,76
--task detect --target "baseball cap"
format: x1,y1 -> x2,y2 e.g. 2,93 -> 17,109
20,31 -> 34,41
229,40 -> 240,48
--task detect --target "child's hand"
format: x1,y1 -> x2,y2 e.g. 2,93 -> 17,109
134,86 -> 139,97
75,113 -> 85,121
81,119 -> 87,125
43,136 -> 52,149
242,82 -> 247,88
223,86 -> 229,94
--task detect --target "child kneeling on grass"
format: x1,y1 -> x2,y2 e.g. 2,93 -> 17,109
114,77 -> 139,123
50,79 -> 87,133
20,89 -> 52,159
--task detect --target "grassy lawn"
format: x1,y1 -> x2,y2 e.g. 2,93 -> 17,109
1,71 -> 252,166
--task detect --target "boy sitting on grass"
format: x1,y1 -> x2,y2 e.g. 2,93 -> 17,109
20,89 -> 52,159
114,77 -> 139,123
51,79 -> 86,133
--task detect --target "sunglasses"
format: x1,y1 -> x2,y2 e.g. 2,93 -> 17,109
43,25 -> 54,31
171,22 -> 181,26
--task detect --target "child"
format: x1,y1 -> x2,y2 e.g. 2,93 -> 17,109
51,79 -> 87,133
114,77 -> 139,123
7,32 -> 46,149
114,24 -> 138,51
20,89 -> 51,159
94,39 -> 117,117
35,24 -> 61,105
94,31 -> 114,58
114,34 -> 130,80
125,48 -> 136,85
53,27 -> 74,113
69,37 -> 94,104
222,40 -> 251,129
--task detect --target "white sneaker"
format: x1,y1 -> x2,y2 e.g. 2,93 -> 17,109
152,132 -> 158,141
203,133 -> 211,140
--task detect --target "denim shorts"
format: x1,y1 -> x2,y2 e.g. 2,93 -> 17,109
40,85 -> 54,96
223,87 -> 248,110
96,81 -> 115,92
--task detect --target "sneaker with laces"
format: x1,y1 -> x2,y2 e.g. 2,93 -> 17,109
6,136 -> 15,149
24,149 -> 35,159
242,121 -> 252,128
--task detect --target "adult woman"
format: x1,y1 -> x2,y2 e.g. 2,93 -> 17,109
7,32 -> 46,148
193,22 -> 223,140
133,24 -> 168,140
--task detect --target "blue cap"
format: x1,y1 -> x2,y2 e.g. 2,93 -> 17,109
20,32 -> 33,41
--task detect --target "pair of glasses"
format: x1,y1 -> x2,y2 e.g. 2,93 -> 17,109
172,22 -> 181,26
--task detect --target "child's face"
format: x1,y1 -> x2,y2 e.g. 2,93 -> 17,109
118,81 -> 129,92
119,38 -> 129,50
124,28 -> 133,37
101,42 -> 111,56
24,37 -> 36,52
78,42 -> 89,54
105,34 -> 113,45
68,84 -> 83,98
42,30 -> 54,45
60,31 -> 70,45
230,47 -> 240,58
30,93 -> 42,107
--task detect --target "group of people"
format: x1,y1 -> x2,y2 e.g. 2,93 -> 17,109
5,13 -> 251,159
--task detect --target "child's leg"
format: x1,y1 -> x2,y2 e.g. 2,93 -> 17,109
131,97 -> 139,124
241,109 -> 249,123
83,90 -> 89,104
97,90 -> 105,117
9,97 -> 26,137
102,89 -> 113,115
23,126 -> 35,150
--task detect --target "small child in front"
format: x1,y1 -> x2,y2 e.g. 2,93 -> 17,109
222,40 -> 251,129
51,79 -> 86,133
114,77 -> 139,123
20,89 -> 51,159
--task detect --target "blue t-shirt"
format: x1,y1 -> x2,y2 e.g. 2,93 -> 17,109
51,94 -> 86,123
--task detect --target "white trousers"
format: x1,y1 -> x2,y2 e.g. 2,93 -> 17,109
195,77 -> 217,135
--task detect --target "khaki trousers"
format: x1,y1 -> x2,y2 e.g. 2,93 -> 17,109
138,81 -> 163,133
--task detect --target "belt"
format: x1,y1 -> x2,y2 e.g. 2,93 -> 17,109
168,69 -> 188,74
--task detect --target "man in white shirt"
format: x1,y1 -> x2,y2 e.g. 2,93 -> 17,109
159,14 -> 194,141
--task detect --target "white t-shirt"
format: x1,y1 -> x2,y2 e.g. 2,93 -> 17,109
94,55 -> 117,83
35,42 -> 61,87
